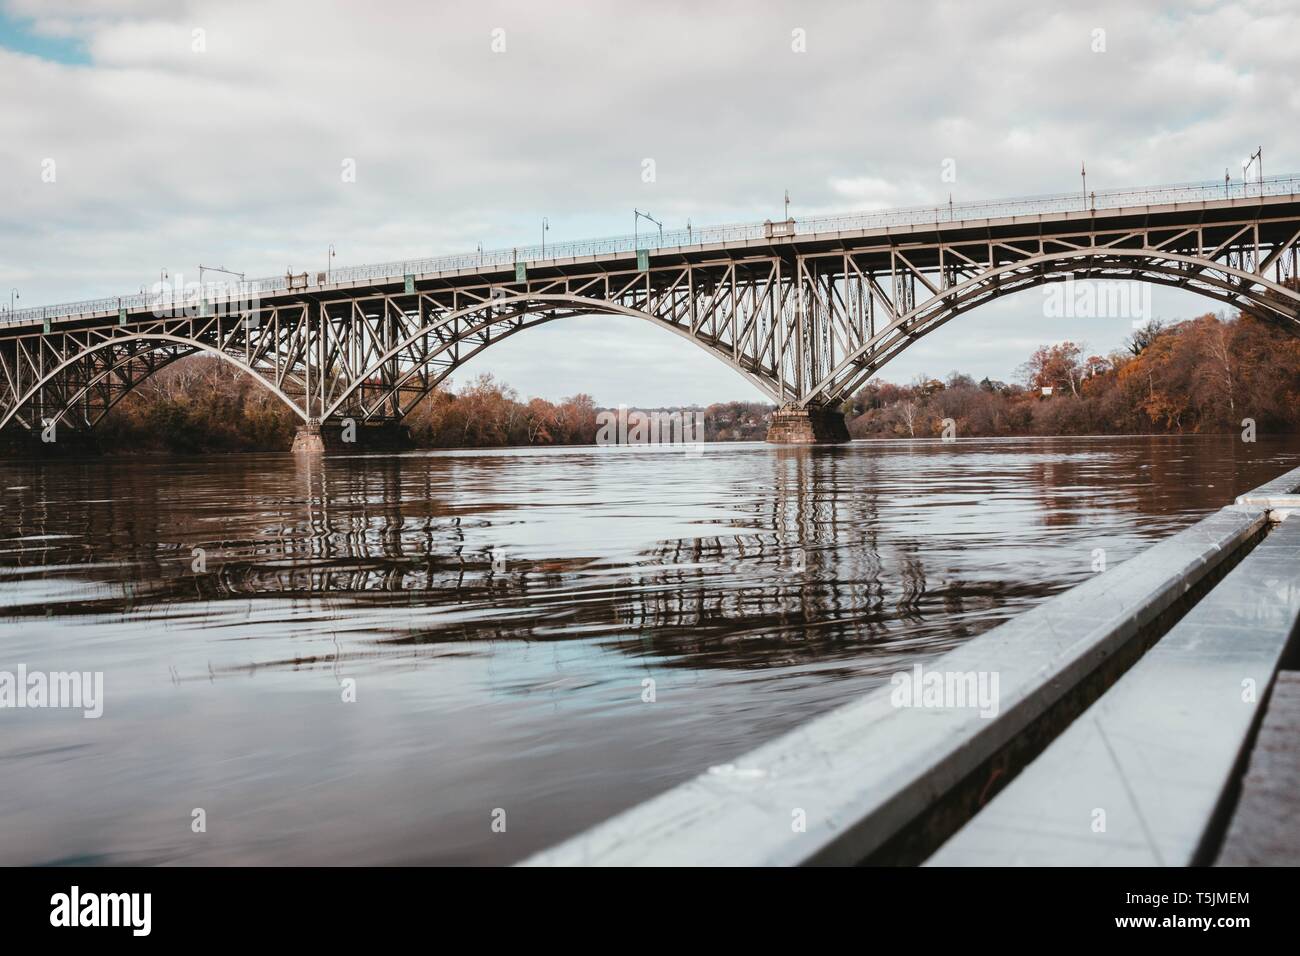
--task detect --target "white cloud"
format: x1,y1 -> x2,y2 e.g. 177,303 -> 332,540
1,0 -> 1297,403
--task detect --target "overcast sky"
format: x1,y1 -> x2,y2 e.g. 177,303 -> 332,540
2,0 -> 1297,406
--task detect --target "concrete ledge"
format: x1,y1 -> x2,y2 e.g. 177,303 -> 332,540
520,503 -> 1269,866
1233,493 -> 1300,521
927,513 -> 1300,867
1236,467 -> 1300,501
1216,671 -> 1300,866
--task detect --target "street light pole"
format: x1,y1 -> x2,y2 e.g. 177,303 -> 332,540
542,217 -> 549,258
1081,161 -> 1087,209
633,209 -> 662,248
199,264 -> 245,286
328,243 -> 336,282
1243,147 -> 1262,196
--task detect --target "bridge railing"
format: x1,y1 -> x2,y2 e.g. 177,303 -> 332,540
6,173 -> 1300,328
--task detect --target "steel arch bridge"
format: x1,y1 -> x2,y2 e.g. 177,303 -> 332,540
3,176 -> 1299,443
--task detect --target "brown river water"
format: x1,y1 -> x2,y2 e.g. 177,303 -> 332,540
1,434 -> 1297,864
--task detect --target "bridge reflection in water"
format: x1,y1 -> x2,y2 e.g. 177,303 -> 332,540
3,437 -> 1300,865
4,437 -> 1298,676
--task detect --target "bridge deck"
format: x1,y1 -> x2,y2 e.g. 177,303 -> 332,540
5,176 -> 1300,331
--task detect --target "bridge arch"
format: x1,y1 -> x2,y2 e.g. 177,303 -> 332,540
805,247 -> 1300,406
0,333 -> 309,432
321,292 -> 786,422
1,297 -> 787,433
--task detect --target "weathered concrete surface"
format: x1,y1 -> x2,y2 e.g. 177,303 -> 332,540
291,424 -> 325,455
1234,490 -> 1300,522
765,405 -> 851,444
1236,467 -> 1300,501
520,504 -> 1267,867
1216,671 -> 1300,866
292,420 -> 413,455
928,510 -> 1300,866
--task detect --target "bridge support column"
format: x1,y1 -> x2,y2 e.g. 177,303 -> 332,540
765,405 -> 851,445
292,419 -> 414,455
291,422 -> 326,456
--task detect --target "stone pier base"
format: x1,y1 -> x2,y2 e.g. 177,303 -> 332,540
765,405 -> 851,444
292,420 -> 414,455
291,424 -> 326,455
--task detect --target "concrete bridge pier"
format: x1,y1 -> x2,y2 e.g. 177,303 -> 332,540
292,419 -> 414,455
291,422 -> 325,455
765,405 -> 851,444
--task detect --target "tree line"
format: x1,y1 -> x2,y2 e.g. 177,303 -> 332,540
845,311 -> 1300,438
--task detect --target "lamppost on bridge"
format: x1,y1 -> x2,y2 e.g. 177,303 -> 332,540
198,264 -> 244,286
634,209 -> 662,248
541,218 -> 549,258
199,264 -> 246,299
1081,162 -> 1087,210
1243,148 -> 1262,197
328,243 -> 336,282
8,288 -> 16,314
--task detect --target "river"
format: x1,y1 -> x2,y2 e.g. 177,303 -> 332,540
1,434 -> 1296,864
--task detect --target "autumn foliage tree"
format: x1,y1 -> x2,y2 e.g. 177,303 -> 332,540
848,311 -> 1300,439
404,373 -> 597,447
